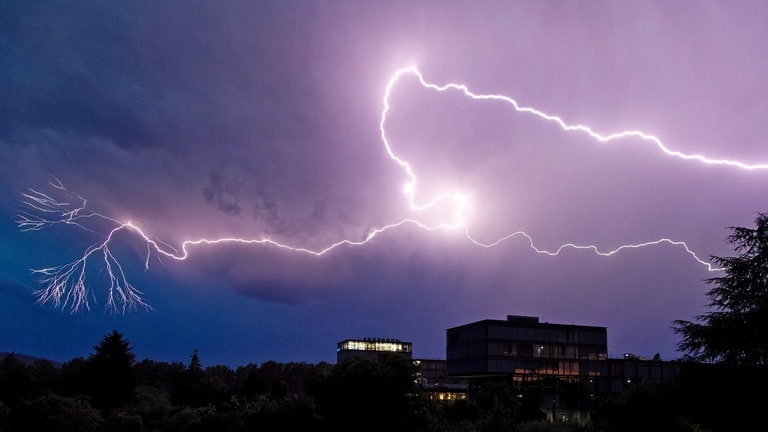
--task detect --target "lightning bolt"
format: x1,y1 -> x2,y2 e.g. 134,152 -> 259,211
384,66 -> 768,172
20,65 -> 761,313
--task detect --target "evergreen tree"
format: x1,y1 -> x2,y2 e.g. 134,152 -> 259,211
189,349 -> 202,373
673,212 -> 768,364
174,349 -> 208,407
84,330 -> 136,408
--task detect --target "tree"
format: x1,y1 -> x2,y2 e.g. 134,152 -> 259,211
0,353 -> 33,408
84,330 -> 137,408
672,212 -> 768,365
13,394 -> 104,432
471,378 -> 523,431
316,354 -> 428,431
189,350 -> 202,373
592,380 -> 695,432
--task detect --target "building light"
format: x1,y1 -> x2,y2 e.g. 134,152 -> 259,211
336,337 -> 413,360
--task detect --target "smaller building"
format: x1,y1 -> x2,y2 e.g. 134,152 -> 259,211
336,337 -> 412,362
415,358 -> 468,401
336,338 -> 468,400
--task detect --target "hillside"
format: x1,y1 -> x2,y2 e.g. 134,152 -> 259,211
0,351 -> 62,368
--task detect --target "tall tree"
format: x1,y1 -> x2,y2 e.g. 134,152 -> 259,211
188,349 -> 202,373
673,212 -> 768,365
85,330 -> 137,408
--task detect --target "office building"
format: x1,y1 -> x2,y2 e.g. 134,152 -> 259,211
336,337 -> 412,362
446,315 -> 681,423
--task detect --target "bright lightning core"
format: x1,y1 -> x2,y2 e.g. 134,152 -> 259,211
20,65 -> 761,313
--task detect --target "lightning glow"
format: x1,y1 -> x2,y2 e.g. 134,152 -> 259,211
21,65 -> 764,313
384,66 -> 768,172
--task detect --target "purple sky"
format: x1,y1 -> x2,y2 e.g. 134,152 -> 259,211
2,1 -> 768,367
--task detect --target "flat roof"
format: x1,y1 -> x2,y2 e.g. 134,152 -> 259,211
447,316 -> 607,332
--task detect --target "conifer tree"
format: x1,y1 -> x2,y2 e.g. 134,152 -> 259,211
189,349 -> 202,373
85,330 -> 136,408
673,213 -> 768,364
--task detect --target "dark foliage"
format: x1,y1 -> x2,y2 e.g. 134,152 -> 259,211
11,394 -> 103,432
670,362 -> 768,431
469,378 -> 525,431
315,354 -> 428,432
591,380 -> 694,432
0,354 -> 32,407
673,212 -> 768,364
83,330 -> 137,409
2,330 -> 764,431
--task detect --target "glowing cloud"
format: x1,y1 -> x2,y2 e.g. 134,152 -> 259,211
21,65 -> 764,313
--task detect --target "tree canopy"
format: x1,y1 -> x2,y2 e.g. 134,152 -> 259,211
85,330 -> 137,408
673,212 -> 768,365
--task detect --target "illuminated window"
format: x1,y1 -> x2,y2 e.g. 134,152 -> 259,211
337,338 -> 412,354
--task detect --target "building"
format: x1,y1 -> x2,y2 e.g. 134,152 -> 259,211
335,315 -> 685,418
414,358 -> 468,401
336,337 -> 468,400
336,337 -> 412,362
447,315 -> 608,378
446,315 -> 682,423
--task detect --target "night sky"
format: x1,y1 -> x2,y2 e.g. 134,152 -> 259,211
2,1 -> 768,367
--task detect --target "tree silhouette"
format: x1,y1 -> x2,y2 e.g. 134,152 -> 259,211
0,353 -> 31,407
188,349 -> 202,373
84,330 -> 136,408
316,354 -> 428,431
673,212 -> 768,364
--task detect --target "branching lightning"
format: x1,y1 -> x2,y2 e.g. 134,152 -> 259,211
20,66 -> 763,313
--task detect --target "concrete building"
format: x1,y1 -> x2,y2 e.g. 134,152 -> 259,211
446,315 -> 682,423
335,315 -> 684,421
447,315 -> 608,378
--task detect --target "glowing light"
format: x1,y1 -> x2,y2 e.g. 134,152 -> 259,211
385,66 -> 768,172
464,228 -> 720,271
17,185 -> 459,312
20,65 -> 761,313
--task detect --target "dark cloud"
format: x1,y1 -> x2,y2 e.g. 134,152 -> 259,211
229,279 -> 338,306
202,169 -> 243,216
0,2 -> 153,147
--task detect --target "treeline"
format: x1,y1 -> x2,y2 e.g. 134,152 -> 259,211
1,331 -> 767,432
0,331 -> 554,432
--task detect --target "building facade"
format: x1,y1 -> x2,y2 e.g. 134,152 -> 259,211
446,315 -> 681,423
414,358 -> 468,401
336,337 -> 413,362
447,315 -> 608,378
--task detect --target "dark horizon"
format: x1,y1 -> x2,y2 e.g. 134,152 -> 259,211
0,310 -> 688,369
2,1 -> 768,368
